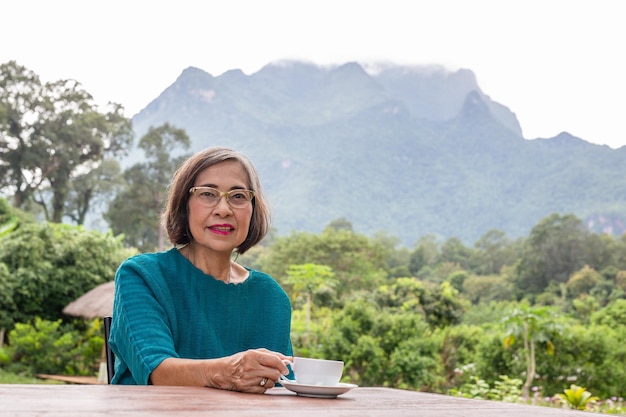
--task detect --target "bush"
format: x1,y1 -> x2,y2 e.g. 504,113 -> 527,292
2,317 -> 102,376
535,323 -> 626,398
0,222 -> 133,331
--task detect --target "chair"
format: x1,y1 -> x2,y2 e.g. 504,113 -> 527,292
103,316 -> 115,384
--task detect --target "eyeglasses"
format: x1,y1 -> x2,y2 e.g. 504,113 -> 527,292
189,186 -> 255,208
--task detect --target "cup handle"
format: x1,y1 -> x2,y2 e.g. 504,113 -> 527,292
279,374 -> 295,383
280,360 -> 295,383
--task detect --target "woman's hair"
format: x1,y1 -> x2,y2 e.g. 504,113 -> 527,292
162,147 -> 270,255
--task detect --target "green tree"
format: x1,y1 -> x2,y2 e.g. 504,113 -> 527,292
64,158 -> 124,226
615,270 -> 626,292
386,326 -> 443,390
0,61 -> 133,223
584,233 -> 619,273
471,229 -> 520,275
318,298 -> 441,390
502,303 -> 560,399
514,213 -> 589,295
420,281 -> 467,328
0,61 -> 44,210
284,263 -> 336,338
462,274 -> 514,304
105,123 -> 190,251
0,222 -> 133,332
616,234 -> 626,270
325,217 -> 353,231
446,270 -> 468,293
374,277 -> 466,328
571,295 -> 599,324
260,226 -> 387,296
375,277 -> 427,310
372,231 -> 411,278
409,234 -> 440,275
566,265 -> 601,299
440,237 -> 474,270
590,298 -> 626,328
35,82 -> 132,223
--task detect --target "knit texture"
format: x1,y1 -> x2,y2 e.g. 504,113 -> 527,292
109,248 -> 293,384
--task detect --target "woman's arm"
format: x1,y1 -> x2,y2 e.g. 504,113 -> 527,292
150,348 -> 292,393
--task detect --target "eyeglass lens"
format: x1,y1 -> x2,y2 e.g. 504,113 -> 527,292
191,187 -> 253,208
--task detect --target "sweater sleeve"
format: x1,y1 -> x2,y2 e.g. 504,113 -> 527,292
110,255 -> 179,384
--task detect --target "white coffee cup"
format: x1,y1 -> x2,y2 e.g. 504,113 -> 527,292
290,357 -> 344,386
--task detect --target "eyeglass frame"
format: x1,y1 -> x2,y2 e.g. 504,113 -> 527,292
188,186 -> 255,208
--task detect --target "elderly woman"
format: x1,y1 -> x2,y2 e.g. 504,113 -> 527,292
109,147 -> 292,393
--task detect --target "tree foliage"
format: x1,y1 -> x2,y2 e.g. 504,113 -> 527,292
502,303 -> 561,399
0,218 -> 133,331
105,123 -> 191,251
567,265 -> 601,299
472,230 -> 522,275
0,60 -> 133,223
514,213 -> 591,295
3,318 -> 102,376
285,264 -> 336,320
259,225 -> 388,296
0,175 -> 625,402
317,298 -> 443,389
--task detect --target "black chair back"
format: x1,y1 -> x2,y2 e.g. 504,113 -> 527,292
103,316 -> 114,384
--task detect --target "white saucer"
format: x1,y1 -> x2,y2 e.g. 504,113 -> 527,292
280,380 -> 358,398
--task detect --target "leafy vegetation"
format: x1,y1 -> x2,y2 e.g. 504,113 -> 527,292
104,123 -> 191,252
0,368 -> 62,384
556,384 -> 600,410
0,60 -> 133,224
502,303 -> 560,399
1,198 -> 626,414
234,216 -> 626,403
0,219 -> 134,331
2,318 -> 103,376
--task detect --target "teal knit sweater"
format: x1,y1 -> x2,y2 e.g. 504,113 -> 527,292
109,248 -> 293,385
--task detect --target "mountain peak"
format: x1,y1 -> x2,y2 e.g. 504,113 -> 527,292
130,61 -> 626,245
460,90 -> 491,118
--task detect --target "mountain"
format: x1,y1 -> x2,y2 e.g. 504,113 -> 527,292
129,61 -> 626,246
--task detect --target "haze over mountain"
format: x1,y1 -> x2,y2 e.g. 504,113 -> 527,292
130,61 -> 626,246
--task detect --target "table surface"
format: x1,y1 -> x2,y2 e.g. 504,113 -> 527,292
0,384 -> 610,417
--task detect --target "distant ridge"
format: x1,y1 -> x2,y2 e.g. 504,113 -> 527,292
130,61 -> 626,246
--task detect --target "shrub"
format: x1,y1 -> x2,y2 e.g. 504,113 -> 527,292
2,318 -> 102,376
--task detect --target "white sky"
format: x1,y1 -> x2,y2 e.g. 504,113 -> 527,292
2,0 -> 624,148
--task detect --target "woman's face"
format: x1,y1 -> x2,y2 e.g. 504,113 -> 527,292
187,160 -> 253,255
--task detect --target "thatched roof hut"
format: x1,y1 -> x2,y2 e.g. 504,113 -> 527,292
63,281 -> 114,319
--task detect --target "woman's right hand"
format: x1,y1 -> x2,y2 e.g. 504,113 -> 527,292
207,348 -> 292,393
150,349 -> 292,393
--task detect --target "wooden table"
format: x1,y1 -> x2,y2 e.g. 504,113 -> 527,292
0,384 -> 610,416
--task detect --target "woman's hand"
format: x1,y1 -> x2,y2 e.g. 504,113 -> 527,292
208,348 -> 292,393
150,349 -> 292,393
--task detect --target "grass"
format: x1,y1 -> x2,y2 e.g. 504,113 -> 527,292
0,368 -> 61,384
